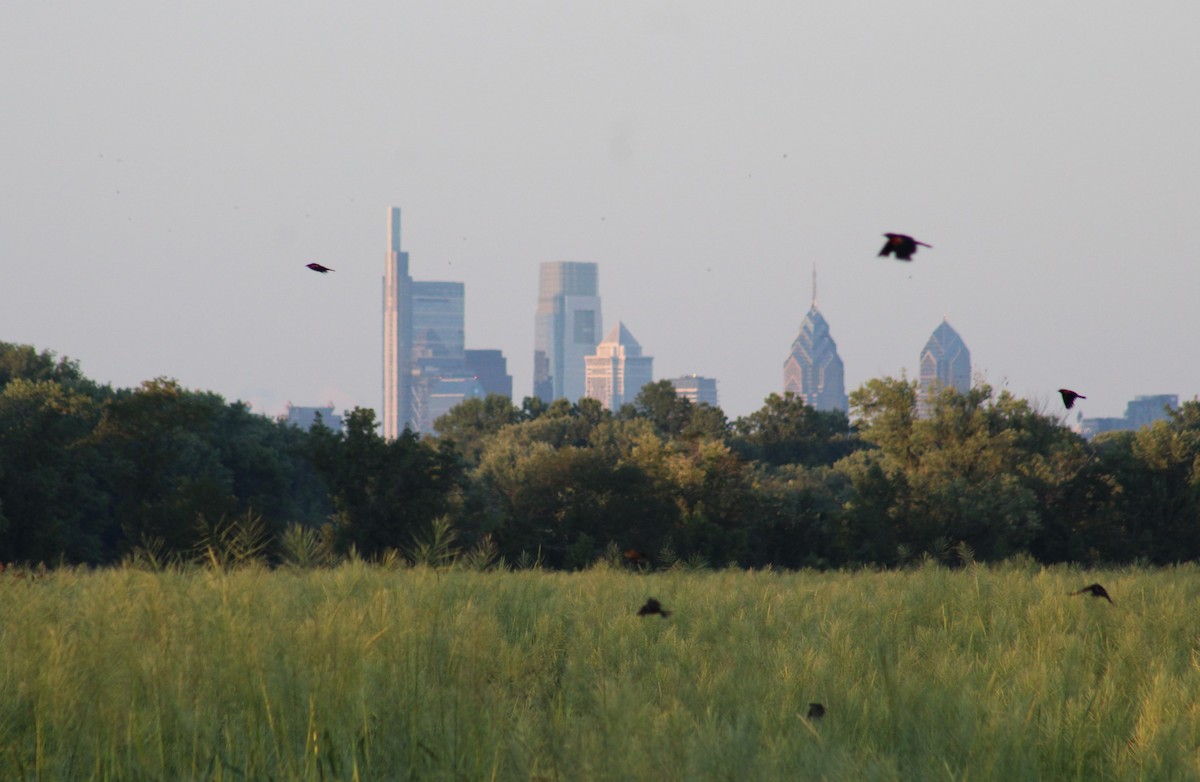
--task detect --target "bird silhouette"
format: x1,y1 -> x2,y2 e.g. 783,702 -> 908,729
878,233 -> 932,261
306,263 -> 334,273
1058,389 -> 1086,409
637,598 -> 670,618
1071,583 -> 1113,603
807,703 -> 826,720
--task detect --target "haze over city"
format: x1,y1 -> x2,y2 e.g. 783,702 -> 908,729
3,1 -> 1198,422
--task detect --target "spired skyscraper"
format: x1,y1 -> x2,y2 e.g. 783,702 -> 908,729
783,272 -> 848,412
533,262 -> 602,403
382,207 -> 414,440
918,317 -> 971,415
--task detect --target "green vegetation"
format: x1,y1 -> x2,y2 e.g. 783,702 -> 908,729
3,340 -> 1200,570
3,562 -> 1198,780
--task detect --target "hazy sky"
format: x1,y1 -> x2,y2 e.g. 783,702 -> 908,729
4,1 -> 1199,422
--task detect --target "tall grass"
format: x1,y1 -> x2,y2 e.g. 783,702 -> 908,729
2,562 -> 1200,780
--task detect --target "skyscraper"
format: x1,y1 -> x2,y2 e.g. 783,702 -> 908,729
584,322 -> 653,410
783,273 -> 848,412
669,375 -> 719,408
464,349 -> 513,399
412,281 -> 465,367
410,281 -> 469,433
382,207 -> 414,439
918,317 -> 971,414
533,262 -> 602,403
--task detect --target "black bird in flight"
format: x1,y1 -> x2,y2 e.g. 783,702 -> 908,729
1071,583 -> 1113,603
637,598 -> 671,618
878,233 -> 932,262
306,263 -> 335,273
1058,389 -> 1086,409
807,703 -> 826,720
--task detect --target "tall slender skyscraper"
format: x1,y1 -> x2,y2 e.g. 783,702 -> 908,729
383,207 -> 414,439
918,317 -> 971,415
533,262 -> 602,403
783,271 -> 848,412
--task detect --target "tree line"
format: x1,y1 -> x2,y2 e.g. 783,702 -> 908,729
2,340 -> 1198,569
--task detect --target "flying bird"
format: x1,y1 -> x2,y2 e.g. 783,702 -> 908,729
306,263 -> 335,273
637,598 -> 670,618
878,233 -> 932,262
1070,583 -> 1113,603
807,703 -> 826,720
1058,389 -> 1086,409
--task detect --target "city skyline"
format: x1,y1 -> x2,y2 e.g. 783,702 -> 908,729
4,2 -> 1199,424
383,208 -> 511,436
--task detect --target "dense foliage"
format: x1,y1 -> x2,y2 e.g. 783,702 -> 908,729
2,342 -> 1198,568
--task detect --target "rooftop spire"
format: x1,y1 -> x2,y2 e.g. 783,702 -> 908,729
812,263 -> 818,310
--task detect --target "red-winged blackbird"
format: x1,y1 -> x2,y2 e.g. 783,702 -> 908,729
807,703 -> 826,720
637,598 -> 670,618
878,233 -> 932,262
306,263 -> 335,273
623,549 -> 649,567
1058,389 -> 1086,409
1071,583 -> 1113,603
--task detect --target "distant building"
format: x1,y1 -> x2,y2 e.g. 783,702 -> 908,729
409,281 -> 468,434
1125,394 -> 1178,429
584,322 -> 653,410
783,272 -> 847,412
284,403 -> 342,432
1078,417 -> 1126,438
918,318 -> 971,415
423,375 -> 486,429
1080,394 -> 1178,439
412,281 -> 465,368
465,349 -> 513,399
533,262 -> 602,403
382,207 -> 414,439
670,375 -> 719,408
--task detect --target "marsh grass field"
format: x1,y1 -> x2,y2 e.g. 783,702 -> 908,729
3,562 -> 1200,781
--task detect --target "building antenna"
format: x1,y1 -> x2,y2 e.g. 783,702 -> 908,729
812,263 -> 818,310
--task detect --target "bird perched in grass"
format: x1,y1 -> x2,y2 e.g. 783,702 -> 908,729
623,549 -> 649,567
1071,583 -> 1113,603
637,598 -> 670,618
306,262 -> 334,273
1058,389 -> 1086,409
878,233 -> 932,261
807,703 -> 826,720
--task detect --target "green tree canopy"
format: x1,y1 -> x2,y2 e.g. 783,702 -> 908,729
732,392 -> 857,467
308,408 -> 461,557
433,394 -> 522,465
